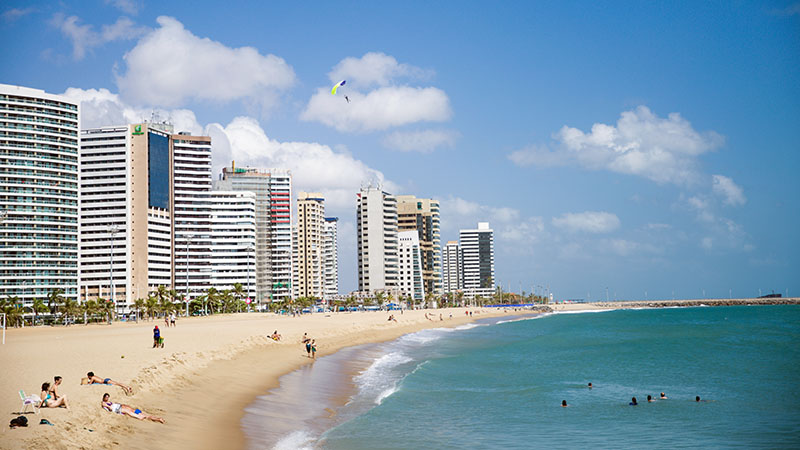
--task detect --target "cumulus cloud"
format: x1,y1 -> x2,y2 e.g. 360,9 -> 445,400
62,87 -> 202,134
301,86 -> 451,133
552,211 -> 621,233
50,14 -> 148,60
711,174 -> 746,206
116,16 -> 295,109
207,117 -> 393,210
382,129 -> 458,152
302,52 -> 452,133
500,217 -> 545,242
328,52 -> 432,87
509,106 -> 725,185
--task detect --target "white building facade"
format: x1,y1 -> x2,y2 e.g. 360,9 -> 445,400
442,240 -> 463,294
322,217 -> 339,300
397,230 -> 425,303
0,84 -> 80,306
460,222 -> 495,299
208,191 -> 256,298
356,186 -> 398,293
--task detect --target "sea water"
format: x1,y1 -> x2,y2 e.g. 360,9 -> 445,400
245,306 -> 800,449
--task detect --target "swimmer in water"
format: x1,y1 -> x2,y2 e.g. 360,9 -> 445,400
588,382 -> 592,389
629,397 -> 638,406
647,395 -> 654,402
660,392 -> 667,399
561,400 -> 568,407
696,396 -> 701,402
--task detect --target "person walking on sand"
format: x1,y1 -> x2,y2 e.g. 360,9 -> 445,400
102,393 -> 164,423
311,340 -> 317,359
170,313 -> 176,327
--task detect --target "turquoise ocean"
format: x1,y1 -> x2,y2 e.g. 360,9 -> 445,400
243,306 -> 800,449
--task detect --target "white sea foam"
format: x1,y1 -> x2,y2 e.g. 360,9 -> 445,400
273,430 -> 315,450
496,314 -> 550,325
375,386 -> 398,405
553,308 -> 618,315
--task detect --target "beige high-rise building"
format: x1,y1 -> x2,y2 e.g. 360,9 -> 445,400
357,187 -> 398,293
396,195 -> 442,296
295,192 -> 325,299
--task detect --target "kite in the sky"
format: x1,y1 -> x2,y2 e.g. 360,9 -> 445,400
331,80 -> 346,95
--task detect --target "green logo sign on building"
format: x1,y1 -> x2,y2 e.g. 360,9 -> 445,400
132,124 -> 143,135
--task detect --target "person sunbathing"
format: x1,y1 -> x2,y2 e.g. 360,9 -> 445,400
271,330 -> 282,341
101,393 -> 164,423
40,382 -> 69,409
84,372 -> 133,395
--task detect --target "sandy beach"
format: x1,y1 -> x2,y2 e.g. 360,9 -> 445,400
2,298 -> 797,450
0,307 -> 522,450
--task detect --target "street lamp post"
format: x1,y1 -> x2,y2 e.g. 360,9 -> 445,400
246,245 -> 254,311
185,234 -> 194,317
108,225 -> 118,319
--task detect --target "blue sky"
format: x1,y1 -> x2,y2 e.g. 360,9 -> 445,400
2,0 -> 798,299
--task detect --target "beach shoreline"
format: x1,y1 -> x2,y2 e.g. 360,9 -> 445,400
1,299 -> 797,450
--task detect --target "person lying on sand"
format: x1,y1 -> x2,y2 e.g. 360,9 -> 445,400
83,372 -> 133,395
271,330 -> 282,341
40,382 -> 69,409
101,393 -> 164,423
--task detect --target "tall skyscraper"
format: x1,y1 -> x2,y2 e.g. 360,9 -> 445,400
80,122 -> 212,311
442,240 -> 463,293
216,165 -> 292,304
322,217 -> 339,300
208,190 -> 256,298
0,84 -> 80,306
396,195 -> 442,295
356,186 -> 398,293
397,230 -> 425,303
295,192 -> 325,299
460,222 -> 495,298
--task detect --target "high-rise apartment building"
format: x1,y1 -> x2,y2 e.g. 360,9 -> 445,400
397,230 -> 425,303
442,240 -> 463,293
460,222 -> 495,298
295,192 -> 325,299
322,217 -> 339,300
0,84 -> 80,306
80,122 -> 211,311
397,195 -> 441,295
208,191 -> 256,298
356,186 -> 398,293
216,165 -> 292,304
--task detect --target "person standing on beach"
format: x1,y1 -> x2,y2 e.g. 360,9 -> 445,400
153,325 -> 160,348
311,340 -> 317,359
170,313 -> 176,327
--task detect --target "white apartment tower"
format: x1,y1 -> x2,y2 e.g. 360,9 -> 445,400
460,222 -> 495,299
322,217 -> 339,300
356,186 -> 398,293
208,191 -> 256,298
295,192 -> 325,299
397,230 -> 425,303
442,240 -> 463,293
217,165 -> 292,304
0,84 -> 80,306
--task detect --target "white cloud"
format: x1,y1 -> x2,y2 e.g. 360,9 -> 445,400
701,237 -> 713,249
105,0 -> 138,15
509,106 -> 725,185
552,211 -> 620,233
500,217 -> 545,242
327,52 -> 432,88
62,87 -> 202,134
382,129 -> 458,153
207,117 -> 393,211
2,7 -> 34,22
50,14 -> 148,60
711,174 -> 746,206
301,86 -> 451,133
302,52 -> 451,133
116,16 -> 295,109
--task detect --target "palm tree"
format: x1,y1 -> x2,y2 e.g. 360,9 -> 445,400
133,298 -> 145,322
81,299 -> 98,324
374,292 -> 385,309
1,297 -> 25,328
99,298 -> 115,323
145,294 -> 159,320
47,288 -> 64,316
202,288 -> 219,315
61,297 -> 78,325
29,298 -> 48,326
424,291 -> 434,309
455,290 -> 465,308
